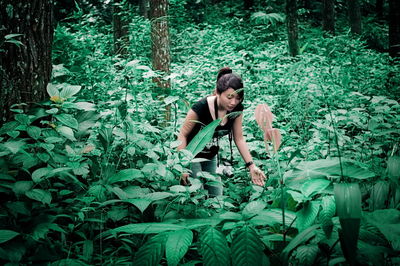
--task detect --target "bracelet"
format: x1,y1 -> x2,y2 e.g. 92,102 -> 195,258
245,161 -> 254,168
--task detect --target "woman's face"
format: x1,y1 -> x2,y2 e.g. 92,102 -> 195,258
217,88 -> 242,111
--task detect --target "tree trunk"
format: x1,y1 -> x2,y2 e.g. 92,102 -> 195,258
150,0 -> 171,121
139,0 -> 149,18
0,0 -> 54,124
286,0 -> 299,56
389,0 -> 400,58
322,0 -> 335,34
113,0 -> 130,55
348,0 -> 362,34
376,0 -> 384,19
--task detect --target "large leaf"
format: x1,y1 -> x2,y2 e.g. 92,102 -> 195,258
250,208 -> 297,227
124,198 -> 152,213
60,84 -> 81,99
320,196 -> 335,237
295,244 -> 319,265
166,229 -> 193,266
0,230 -> 19,244
242,200 -> 267,220
109,223 -> 186,235
185,118 -> 221,157
133,233 -> 168,266
55,114 -> 79,130
3,141 -> 26,154
281,224 -> 319,264
296,201 -> 320,232
57,126 -> 76,141
108,169 -> 144,184
300,179 -> 331,198
25,189 -> 52,205
199,227 -> 230,266
364,209 -> 400,251
231,225 -> 267,266
370,181 -> 389,210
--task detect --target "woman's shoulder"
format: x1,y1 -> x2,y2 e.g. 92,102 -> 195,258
191,96 -> 210,114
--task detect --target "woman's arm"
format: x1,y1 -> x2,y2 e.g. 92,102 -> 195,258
177,109 -> 198,150
232,114 -> 266,186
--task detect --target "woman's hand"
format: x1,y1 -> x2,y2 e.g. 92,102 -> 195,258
249,165 -> 267,186
180,173 -> 191,186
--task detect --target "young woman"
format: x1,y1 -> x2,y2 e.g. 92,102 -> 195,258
177,67 -> 266,196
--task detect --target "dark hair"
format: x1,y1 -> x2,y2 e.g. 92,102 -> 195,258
216,67 -> 244,100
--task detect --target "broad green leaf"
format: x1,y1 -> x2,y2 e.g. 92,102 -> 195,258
0,230 -> 20,244
219,211 -> 243,221
47,83 -> 59,97
144,192 -> 174,201
0,121 -> 18,135
250,208 -> 296,227
295,244 -> 319,265
320,196 -> 335,237
334,183 -> 362,219
124,198 -> 152,213
27,126 -> 41,139
199,227 -> 230,266
32,167 -> 52,183
83,240 -> 93,262
15,114 -> 30,125
176,218 -> 222,229
109,223 -> 186,235
12,181 -> 33,195
133,233 -> 168,266
166,229 -> 193,266
108,168 -> 144,184
231,225 -> 267,266
74,102 -> 96,111
296,201 -> 320,232
242,200 -> 267,219
301,179 -> 331,198
286,190 -> 309,203
55,114 -> 79,130
370,181 -> 389,210
185,118 -> 222,157
3,141 -> 26,154
57,126 -> 76,141
364,209 -> 400,251
25,189 -> 52,205
60,84 -> 81,99
387,156 -> 400,181
281,224 -> 319,264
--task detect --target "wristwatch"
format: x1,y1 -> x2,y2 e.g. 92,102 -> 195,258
245,161 -> 254,168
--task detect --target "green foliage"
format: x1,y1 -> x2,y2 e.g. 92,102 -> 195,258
1,0 -> 400,265
199,227 -> 230,266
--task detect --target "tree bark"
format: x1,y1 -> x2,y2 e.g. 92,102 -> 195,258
0,0 -> 54,124
139,0 -> 149,18
389,0 -> 400,58
286,0 -> 299,56
322,0 -> 335,34
348,0 -> 362,34
113,0 -> 130,55
149,0 -> 171,121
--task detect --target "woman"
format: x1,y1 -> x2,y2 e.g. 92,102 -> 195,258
177,67 -> 266,196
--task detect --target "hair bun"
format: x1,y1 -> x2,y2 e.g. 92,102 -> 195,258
217,67 -> 233,81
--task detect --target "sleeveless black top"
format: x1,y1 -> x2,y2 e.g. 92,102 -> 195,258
187,96 -> 244,158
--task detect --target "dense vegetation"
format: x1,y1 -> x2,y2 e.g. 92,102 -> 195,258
0,1 -> 399,265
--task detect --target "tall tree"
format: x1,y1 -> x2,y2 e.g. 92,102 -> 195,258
139,0 -> 149,18
322,0 -> 335,34
149,0 -> 171,121
348,0 -> 362,34
389,0 -> 400,58
0,0 -> 54,124
113,0 -> 130,55
286,0 -> 299,56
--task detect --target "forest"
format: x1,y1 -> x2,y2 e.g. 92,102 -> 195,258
0,0 -> 399,265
